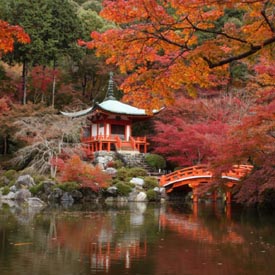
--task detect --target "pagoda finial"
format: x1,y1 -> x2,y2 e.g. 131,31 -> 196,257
105,72 -> 116,100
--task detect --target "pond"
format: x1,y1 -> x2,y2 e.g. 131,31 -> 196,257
0,200 -> 274,275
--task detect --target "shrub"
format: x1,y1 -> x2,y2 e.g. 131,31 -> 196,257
113,159 -> 124,169
1,186 -> 10,195
33,175 -> 47,184
115,167 -> 147,185
126,167 -> 147,178
29,182 -> 44,195
146,189 -> 158,202
56,181 -> 80,192
4,170 -> 18,180
144,177 -> 159,190
58,155 -> 111,192
145,154 -> 166,170
116,167 -> 130,181
115,182 -> 132,196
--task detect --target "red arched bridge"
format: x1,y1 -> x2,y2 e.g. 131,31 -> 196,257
159,164 -> 253,203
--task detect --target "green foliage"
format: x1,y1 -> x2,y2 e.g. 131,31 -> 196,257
113,159 -> 124,169
127,167 -> 148,178
0,170 -> 18,187
145,154 -> 166,170
2,0 -> 84,66
116,168 -> 130,181
3,169 -> 18,180
143,177 -> 158,190
1,186 -> 10,195
146,189 -> 158,202
81,0 -> 102,13
116,167 -> 146,181
29,182 -> 44,195
55,181 -> 80,192
32,174 -> 47,184
115,182 -> 132,196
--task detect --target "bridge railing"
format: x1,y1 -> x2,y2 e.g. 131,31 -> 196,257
160,164 -> 253,187
222,165 -> 253,179
160,164 -> 212,187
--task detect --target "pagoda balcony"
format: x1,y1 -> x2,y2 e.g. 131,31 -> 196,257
81,135 -> 148,156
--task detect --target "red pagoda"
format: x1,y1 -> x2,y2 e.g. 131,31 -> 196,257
61,73 -> 159,157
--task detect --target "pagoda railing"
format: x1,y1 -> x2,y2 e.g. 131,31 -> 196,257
81,135 -> 148,153
115,136 -> 122,150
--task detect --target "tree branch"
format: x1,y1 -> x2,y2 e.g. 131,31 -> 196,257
261,0 -> 275,33
204,35 -> 275,68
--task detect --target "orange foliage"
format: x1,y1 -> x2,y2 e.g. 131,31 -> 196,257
0,20 -> 30,56
58,155 -> 111,192
82,0 -> 275,110
0,97 -> 10,116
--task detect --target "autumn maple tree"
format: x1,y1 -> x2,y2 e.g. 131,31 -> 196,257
152,94 -> 251,167
58,155 -> 111,192
82,0 -> 275,109
0,19 -> 30,56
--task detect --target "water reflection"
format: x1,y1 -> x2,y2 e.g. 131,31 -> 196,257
0,201 -> 274,275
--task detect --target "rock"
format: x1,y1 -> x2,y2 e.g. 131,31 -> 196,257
80,188 -> 98,201
106,186 -> 118,195
105,196 -> 128,204
136,192 -> 147,202
42,181 -> 56,194
130,177 -> 144,187
14,189 -> 32,201
128,190 -> 139,202
105,167 -> 117,176
3,176 -> 10,185
27,197 -> 46,208
15,175 -> 35,189
105,197 -> 114,203
2,191 -> 16,200
10,185 -> 17,192
153,187 -> 160,192
48,188 -> 63,201
128,190 -> 147,202
70,190 -> 83,201
61,192 -> 74,202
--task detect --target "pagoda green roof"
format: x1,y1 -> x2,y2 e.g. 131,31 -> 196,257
97,99 -> 148,115
61,98 -> 160,118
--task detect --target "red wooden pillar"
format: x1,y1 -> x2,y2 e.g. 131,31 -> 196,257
226,203 -> 232,220
212,190 -> 217,201
107,142 -> 111,151
192,187 -> 199,203
193,201 -> 198,217
91,143 -> 94,153
226,191 -> 232,204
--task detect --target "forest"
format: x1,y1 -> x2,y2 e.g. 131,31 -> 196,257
0,0 -> 275,207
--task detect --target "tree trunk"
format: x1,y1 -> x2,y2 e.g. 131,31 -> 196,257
82,73 -> 87,96
52,61 -> 57,108
22,60 -> 28,105
3,135 -> 8,155
41,66 -> 46,103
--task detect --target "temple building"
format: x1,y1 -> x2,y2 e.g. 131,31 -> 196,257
61,73 -> 160,158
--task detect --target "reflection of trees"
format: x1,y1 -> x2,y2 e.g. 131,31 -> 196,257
155,203 -> 275,275
1,202 -> 274,275
49,203 -> 159,271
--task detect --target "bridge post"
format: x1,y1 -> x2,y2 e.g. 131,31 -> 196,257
212,190 -> 217,201
225,191 -> 232,204
192,187 -> 199,203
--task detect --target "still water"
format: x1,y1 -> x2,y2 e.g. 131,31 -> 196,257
0,200 -> 274,275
